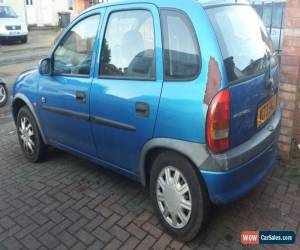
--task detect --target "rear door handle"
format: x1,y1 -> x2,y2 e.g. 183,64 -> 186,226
135,102 -> 149,117
76,91 -> 86,103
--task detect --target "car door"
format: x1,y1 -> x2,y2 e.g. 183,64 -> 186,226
90,4 -> 163,175
38,11 -> 103,156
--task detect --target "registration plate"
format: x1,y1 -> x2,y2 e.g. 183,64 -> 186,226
257,95 -> 277,128
9,31 -> 20,36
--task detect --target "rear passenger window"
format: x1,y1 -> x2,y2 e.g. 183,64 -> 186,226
100,10 -> 155,80
160,10 -> 200,81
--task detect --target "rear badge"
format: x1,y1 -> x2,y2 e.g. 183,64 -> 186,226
233,109 -> 251,118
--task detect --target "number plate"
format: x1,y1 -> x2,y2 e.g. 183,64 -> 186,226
257,95 -> 277,128
9,31 -> 20,36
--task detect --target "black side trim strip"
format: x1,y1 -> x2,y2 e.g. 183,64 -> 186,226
90,116 -> 136,132
41,105 -> 90,121
41,104 -> 136,132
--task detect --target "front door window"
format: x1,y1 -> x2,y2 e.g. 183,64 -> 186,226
53,14 -> 100,77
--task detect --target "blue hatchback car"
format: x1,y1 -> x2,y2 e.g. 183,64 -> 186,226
11,0 -> 281,240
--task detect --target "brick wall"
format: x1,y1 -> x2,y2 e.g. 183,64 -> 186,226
279,0 -> 300,159
73,0 -> 90,16
73,0 -> 106,16
295,78 -> 300,155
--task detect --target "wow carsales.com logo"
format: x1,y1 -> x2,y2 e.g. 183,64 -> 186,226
241,231 -> 296,245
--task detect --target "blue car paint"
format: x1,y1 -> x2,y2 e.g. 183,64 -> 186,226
37,8 -> 105,156
12,69 -> 39,109
38,75 -> 97,155
230,66 -> 280,148
201,140 -> 277,204
154,3 -> 227,143
90,3 -> 164,175
11,0 -> 280,205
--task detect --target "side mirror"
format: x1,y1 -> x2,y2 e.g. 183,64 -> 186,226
38,58 -> 52,75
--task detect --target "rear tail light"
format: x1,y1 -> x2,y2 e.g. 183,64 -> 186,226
206,88 -> 230,154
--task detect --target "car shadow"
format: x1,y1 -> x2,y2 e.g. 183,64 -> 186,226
0,40 -> 23,46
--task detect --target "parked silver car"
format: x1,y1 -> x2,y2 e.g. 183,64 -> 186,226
0,3 -> 28,43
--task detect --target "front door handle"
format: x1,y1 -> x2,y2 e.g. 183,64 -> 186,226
76,91 -> 86,103
135,102 -> 149,117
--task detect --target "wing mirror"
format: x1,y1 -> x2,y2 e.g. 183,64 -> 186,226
38,58 -> 52,75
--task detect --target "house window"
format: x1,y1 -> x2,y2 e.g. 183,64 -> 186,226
89,0 -> 99,5
26,0 -> 33,5
68,0 -> 73,10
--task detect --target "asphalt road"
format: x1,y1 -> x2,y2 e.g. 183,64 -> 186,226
0,30 -> 56,133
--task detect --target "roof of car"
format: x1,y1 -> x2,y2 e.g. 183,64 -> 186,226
197,0 -> 249,7
250,0 -> 286,4
84,0 -> 191,10
83,0 -> 250,14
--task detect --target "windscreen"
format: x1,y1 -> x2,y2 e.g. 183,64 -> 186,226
0,6 -> 17,18
206,5 -> 275,84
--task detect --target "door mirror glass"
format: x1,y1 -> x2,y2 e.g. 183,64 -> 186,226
39,58 -> 52,75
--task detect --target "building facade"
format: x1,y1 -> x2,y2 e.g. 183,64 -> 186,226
0,0 -> 70,26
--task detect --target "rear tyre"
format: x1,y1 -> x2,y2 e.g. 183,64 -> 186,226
0,83 -> 8,107
17,106 -> 47,162
20,35 -> 27,44
150,151 -> 210,241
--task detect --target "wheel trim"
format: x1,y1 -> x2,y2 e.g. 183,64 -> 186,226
156,166 -> 192,229
19,116 -> 35,155
0,85 -> 6,103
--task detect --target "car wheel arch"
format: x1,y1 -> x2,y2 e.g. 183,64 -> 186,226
12,98 -> 26,122
12,94 -> 47,144
139,138 -> 209,187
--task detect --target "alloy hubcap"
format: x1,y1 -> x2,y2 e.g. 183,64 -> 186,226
156,166 -> 192,229
0,85 -> 6,103
19,117 -> 35,154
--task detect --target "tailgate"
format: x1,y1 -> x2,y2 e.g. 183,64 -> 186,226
230,67 -> 279,147
206,4 -> 279,148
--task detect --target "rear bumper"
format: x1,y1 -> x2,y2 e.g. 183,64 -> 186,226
201,107 -> 281,204
201,140 -> 277,204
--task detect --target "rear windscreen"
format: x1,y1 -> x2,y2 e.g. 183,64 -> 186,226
206,5 -> 275,84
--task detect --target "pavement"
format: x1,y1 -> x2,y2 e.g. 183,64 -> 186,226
0,31 -> 300,250
0,30 -> 56,132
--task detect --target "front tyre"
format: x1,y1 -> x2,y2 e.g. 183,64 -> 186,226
0,83 -> 8,107
17,106 -> 47,162
150,151 -> 210,241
